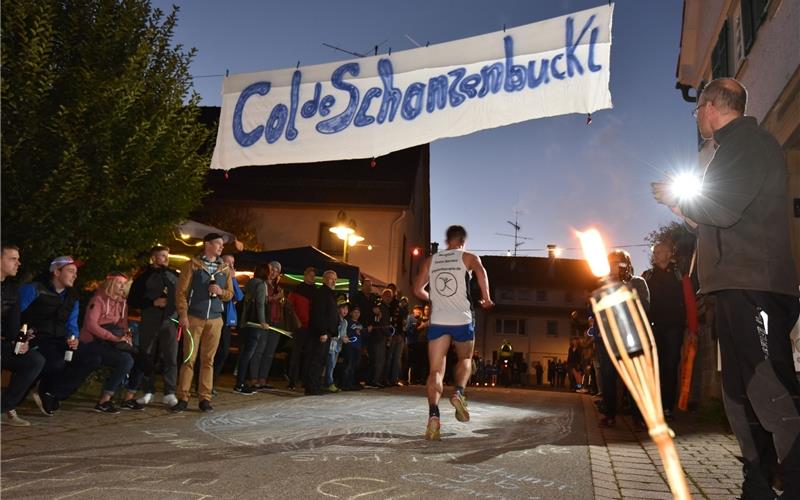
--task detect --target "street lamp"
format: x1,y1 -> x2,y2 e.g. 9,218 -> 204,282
329,211 -> 364,262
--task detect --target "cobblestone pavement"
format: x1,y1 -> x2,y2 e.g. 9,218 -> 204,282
2,381 -> 745,499
583,397 -> 746,499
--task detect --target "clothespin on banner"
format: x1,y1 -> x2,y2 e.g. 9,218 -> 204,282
503,24 -> 506,32
586,113 -> 593,125
370,157 -> 377,168
388,47 -> 392,55
225,69 -> 229,77
296,61 -> 300,69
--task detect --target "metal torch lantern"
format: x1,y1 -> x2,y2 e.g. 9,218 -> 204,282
577,227 -> 690,499
590,278 -> 691,500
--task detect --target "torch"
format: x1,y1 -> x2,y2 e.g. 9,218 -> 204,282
578,228 -> 691,500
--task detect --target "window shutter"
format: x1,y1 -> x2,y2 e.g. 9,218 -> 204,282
711,21 -> 730,79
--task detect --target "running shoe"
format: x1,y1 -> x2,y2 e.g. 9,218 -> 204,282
120,399 -> 145,411
450,392 -> 470,423
199,400 -> 214,413
94,401 -> 120,414
136,392 -> 153,405
234,384 -> 257,395
325,384 -> 340,393
425,416 -> 441,441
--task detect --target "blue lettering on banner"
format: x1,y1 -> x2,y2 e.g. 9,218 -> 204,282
317,63 -> 360,134
231,14 -> 604,145
301,82 -> 321,118
232,81 -> 270,147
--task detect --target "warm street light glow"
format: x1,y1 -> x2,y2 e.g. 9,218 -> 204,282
329,225 -> 355,240
577,228 -> 611,278
412,247 -> 421,257
367,244 -> 373,251
347,234 -> 364,246
670,172 -> 702,201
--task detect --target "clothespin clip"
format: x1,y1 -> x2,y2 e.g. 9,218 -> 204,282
586,113 -> 593,125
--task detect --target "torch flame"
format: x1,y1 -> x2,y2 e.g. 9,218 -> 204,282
577,228 -> 611,278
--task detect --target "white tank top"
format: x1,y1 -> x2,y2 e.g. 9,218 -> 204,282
429,249 -> 472,325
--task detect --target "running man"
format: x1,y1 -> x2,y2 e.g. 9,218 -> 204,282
414,225 -> 493,441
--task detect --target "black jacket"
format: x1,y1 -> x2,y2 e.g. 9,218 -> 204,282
1,279 -> 20,339
310,285 -> 339,336
680,116 -> 799,296
643,264 -> 686,328
128,265 -> 179,317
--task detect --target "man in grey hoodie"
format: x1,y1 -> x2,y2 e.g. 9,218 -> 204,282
653,78 -> 800,500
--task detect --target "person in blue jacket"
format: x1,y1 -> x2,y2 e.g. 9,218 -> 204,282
212,254 -> 244,390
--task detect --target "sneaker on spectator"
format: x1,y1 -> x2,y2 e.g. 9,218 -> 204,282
120,399 -> 145,411
94,401 -> 120,414
199,400 -> 214,413
325,384 -> 340,393
258,384 -> 275,391
136,393 -> 153,405
2,410 -> 31,426
364,383 -> 379,389
171,400 -> 188,413
162,394 -> 178,407
234,384 -> 256,395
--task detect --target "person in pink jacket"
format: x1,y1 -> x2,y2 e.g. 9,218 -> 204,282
79,273 -> 141,413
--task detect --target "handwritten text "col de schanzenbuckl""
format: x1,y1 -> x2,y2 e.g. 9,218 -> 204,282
232,14 -> 603,147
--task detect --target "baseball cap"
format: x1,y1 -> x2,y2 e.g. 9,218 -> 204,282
50,256 -> 83,272
336,296 -> 350,307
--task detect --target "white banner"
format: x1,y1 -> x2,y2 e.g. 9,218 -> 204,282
211,4 -> 613,169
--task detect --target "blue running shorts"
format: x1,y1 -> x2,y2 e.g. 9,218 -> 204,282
427,323 -> 475,343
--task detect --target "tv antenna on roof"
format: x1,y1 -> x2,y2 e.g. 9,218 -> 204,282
495,211 -> 534,257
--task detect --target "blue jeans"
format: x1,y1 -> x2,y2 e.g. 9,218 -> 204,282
326,342 -> 341,387
1,341 -> 45,412
250,329 -> 280,380
386,337 -> 404,384
81,341 -> 135,396
34,337 -> 102,401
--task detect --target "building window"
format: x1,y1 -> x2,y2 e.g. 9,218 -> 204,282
496,318 -> 526,335
536,290 -> 548,302
741,0 -> 770,55
711,21 -> 729,79
546,320 -> 558,337
498,288 -> 515,302
318,223 -> 343,256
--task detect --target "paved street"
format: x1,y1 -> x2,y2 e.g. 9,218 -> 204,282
1,383 -> 744,499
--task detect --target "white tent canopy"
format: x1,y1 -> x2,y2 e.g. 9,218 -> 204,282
175,220 -> 237,245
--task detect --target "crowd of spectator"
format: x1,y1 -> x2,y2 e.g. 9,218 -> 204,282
0,234 -> 441,425
1,237 -> 689,428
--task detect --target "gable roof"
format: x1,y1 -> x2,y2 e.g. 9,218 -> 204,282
200,107 -> 429,207
481,255 -> 597,291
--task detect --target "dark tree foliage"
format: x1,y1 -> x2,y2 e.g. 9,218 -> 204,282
2,0 -> 210,280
